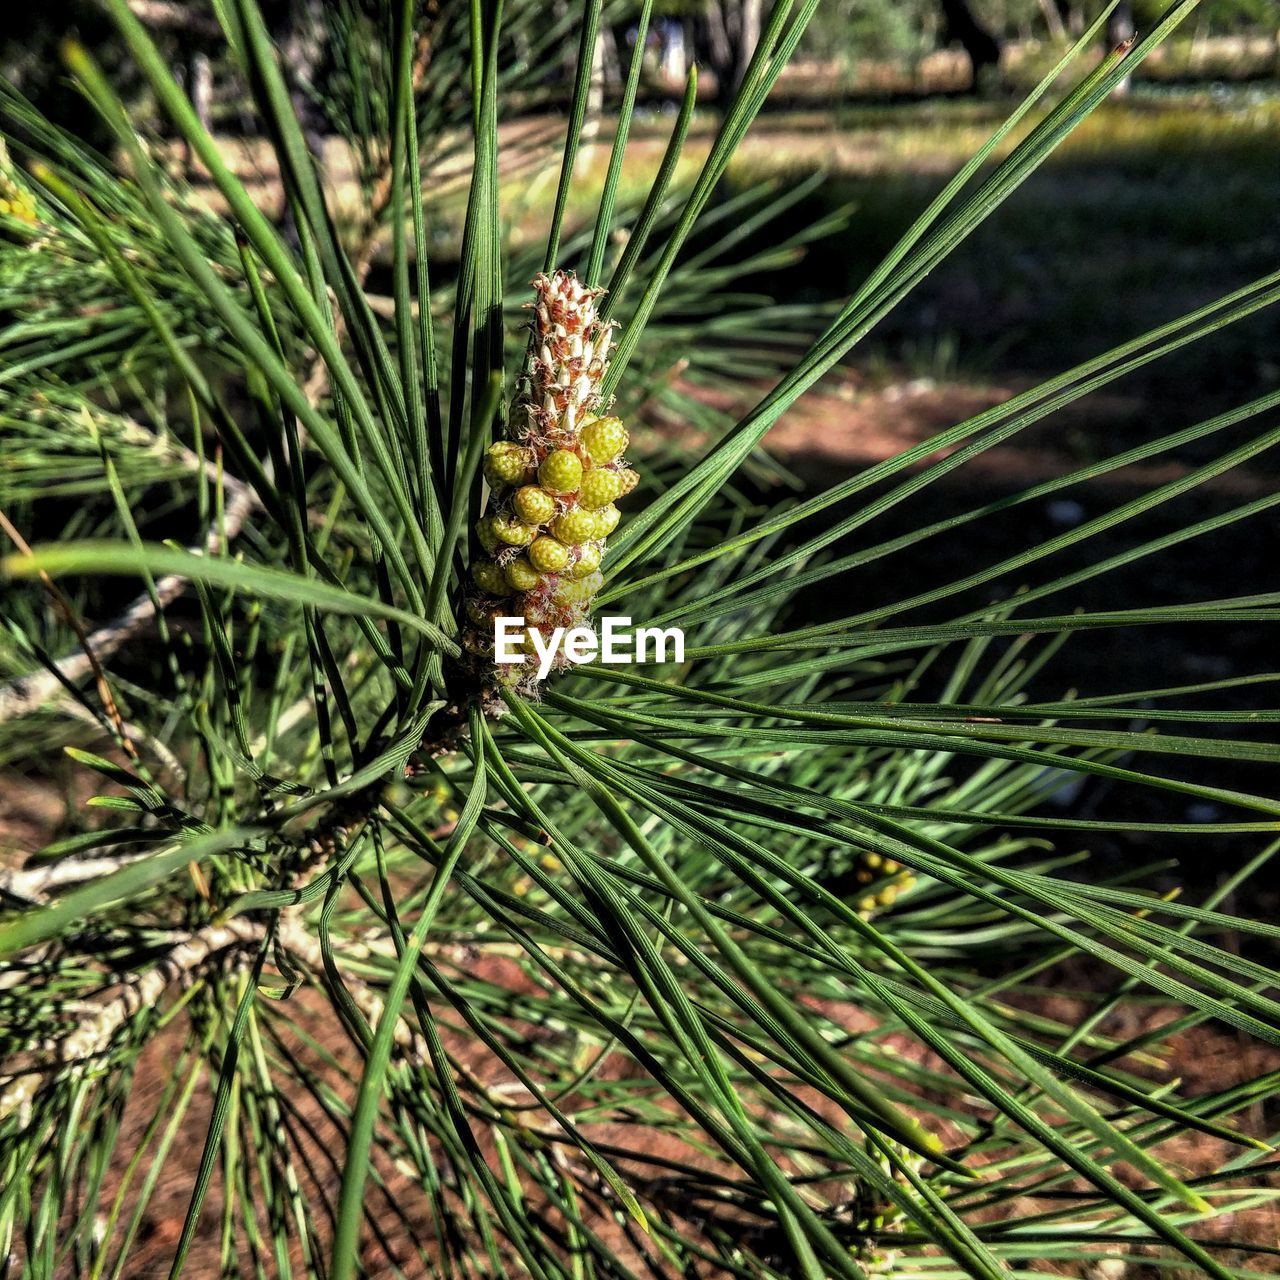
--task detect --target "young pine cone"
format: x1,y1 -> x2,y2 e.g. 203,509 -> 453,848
463,271 -> 637,697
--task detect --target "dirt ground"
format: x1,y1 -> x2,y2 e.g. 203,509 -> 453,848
4,369 -> 1278,1274
1,892 -> 1275,1276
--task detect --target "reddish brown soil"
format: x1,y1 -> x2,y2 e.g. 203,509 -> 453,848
6,946 -> 1271,1278
5,377 -> 1278,1277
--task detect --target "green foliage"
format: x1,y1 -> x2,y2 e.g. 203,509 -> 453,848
801,0 -> 939,62
2,1 -> 1279,1277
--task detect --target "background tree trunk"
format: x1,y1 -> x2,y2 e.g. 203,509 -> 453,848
577,22 -> 607,166
939,0 -> 1002,92
599,23 -> 621,90
701,0 -> 763,104
1107,1 -> 1136,95
701,0 -> 735,100
269,0 -> 328,164
1060,0 -> 1085,37
733,0 -> 762,97
1036,0 -> 1065,41
184,51 -> 212,179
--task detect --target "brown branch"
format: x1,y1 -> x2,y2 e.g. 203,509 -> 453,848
0,853 -> 156,904
0,917 -> 263,1122
0,912 -> 583,1123
0,480 -> 256,725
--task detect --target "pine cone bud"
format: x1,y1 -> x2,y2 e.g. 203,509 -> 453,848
491,513 -> 538,546
472,561 -> 510,595
484,442 -> 534,487
566,543 -> 601,578
538,449 -> 584,495
504,557 -> 543,592
578,469 -> 625,510
552,509 -> 598,544
593,503 -> 621,538
529,536 -> 571,573
462,270 -> 636,695
513,485 -> 557,525
581,416 -> 629,465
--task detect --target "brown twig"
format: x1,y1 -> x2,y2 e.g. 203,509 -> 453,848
0,509 -> 139,756
0,852 -> 156,904
0,906 -> 601,1124
0,482 -> 257,726
0,916 -> 263,1122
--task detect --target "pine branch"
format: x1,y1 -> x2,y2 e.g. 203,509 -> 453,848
0,478 -> 257,725
0,905 -> 592,1126
0,852 -> 157,904
0,916 -> 262,1122
0,33 -> 435,728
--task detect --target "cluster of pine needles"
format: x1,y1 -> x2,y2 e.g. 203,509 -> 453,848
1,0 -> 1278,1276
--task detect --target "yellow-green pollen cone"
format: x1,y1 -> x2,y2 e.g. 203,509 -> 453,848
0,147 -> 39,229
462,270 -> 638,695
513,485 -> 557,525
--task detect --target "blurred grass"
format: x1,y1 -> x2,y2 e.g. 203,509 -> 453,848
639,95 -> 1273,372
188,87 -> 1279,421
541,91 -> 1278,418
